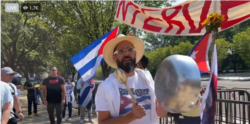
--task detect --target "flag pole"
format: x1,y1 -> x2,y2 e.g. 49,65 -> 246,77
210,31 -> 216,72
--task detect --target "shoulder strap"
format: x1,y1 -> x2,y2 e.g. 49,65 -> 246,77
9,83 -> 16,95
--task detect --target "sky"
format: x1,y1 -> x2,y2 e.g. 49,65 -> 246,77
171,0 -> 188,6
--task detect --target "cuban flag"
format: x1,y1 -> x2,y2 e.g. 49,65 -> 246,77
188,33 -> 212,74
200,44 -> 218,124
70,27 -> 119,109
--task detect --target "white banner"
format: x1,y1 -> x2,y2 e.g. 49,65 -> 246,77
115,0 -> 250,36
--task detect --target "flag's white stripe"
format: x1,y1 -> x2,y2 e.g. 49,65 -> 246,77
212,45 -> 218,76
206,34 -> 212,72
80,55 -> 103,81
74,38 -> 106,70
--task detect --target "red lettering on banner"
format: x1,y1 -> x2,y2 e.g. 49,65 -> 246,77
161,5 -> 185,34
116,1 -> 139,21
183,1 -> 212,33
221,1 -> 250,30
141,8 -> 159,14
131,10 -> 141,24
143,16 -> 163,32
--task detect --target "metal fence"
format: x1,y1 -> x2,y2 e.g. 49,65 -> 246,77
216,99 -> 250,124
159,90 -> 250,124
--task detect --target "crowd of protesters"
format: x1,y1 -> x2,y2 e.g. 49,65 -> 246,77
0,66 -> 96,124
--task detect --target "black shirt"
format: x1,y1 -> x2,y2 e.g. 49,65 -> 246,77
11,77 -> 22,86
42,76 -> 65,103
24,81 -> 36,97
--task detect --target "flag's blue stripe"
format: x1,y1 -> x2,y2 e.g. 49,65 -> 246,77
70,41 -> 101,65
101,58 -> 105,63
77,55 -> 101,79
188,33 -> 208,56
70,29 -> 115,65
86,99 -> 92,110
200,70 -> 207,74
136,96 -> 151,103
121,105 -> 151,115
85,75 -> 95,85
79,86 -> 91,105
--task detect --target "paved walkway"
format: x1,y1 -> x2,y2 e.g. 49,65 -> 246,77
19,91 -> 98,124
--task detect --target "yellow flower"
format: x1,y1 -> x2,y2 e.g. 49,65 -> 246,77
201,12 -> 225,27
201,19 -> 210,26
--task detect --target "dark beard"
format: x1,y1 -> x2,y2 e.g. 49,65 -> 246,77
116,56 -> 136,73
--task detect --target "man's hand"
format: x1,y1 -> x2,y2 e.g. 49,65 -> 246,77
131,102 -> 146,119
61,99 -> 65,105
44,101 -> 48,106
18,113 -> 24,121
155,99 -> 167,118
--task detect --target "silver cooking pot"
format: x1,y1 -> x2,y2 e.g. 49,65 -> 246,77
154,55 -> 201,113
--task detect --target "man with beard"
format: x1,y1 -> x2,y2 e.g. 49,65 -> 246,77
95,34 -> 167,124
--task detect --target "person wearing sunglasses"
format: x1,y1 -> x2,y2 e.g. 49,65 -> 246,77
62,75 -> 75,122
1,67 -> 24,124
42,66 -> 66,124
95,34 -> 167,124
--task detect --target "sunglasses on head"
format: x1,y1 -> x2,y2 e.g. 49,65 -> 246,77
51,70 -> 57,71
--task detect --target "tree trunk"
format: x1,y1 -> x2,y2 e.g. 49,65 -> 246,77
101,62 -> 111,79
233,60 -> 237,73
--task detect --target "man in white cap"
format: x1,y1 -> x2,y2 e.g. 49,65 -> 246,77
95,33 -> 167,124
1,67 -> 24,124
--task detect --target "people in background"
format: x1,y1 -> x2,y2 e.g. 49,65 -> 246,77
136,55 -> 153,80
0,81 -> 13,124
23,80 -> 39,118
42,67 -> 66,124
35,79 -> 43,105
12,73 -> 22,100
1,67 -> 24,124
62,76 -> 75,122
77,78 -> 95,124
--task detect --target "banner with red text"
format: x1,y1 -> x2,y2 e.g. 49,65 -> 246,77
115,0 -> 250,36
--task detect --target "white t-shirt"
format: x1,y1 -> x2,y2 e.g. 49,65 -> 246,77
7,83 -> 17,118
0,82 -> 13,121
65,82 -> 75,94
96,72 -> 152,124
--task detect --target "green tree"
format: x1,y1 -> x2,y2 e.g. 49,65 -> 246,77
233,27 -> 250,66
213,38 -> 231,71
145,46 -> 173,76
1,2 -> 53,80
171,41 -> 194,55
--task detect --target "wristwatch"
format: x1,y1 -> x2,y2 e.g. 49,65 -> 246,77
17,111 -> 23,114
